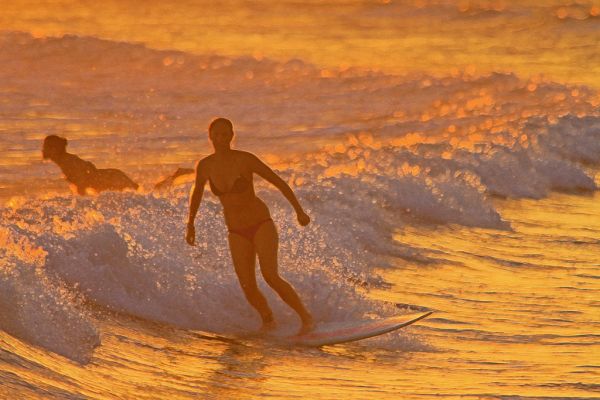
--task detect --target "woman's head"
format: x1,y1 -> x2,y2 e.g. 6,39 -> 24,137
208,118 -> 234,149
42,135 -> 68,159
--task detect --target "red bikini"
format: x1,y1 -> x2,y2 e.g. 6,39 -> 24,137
209,175 -> 272,243
227,218 -> 273,242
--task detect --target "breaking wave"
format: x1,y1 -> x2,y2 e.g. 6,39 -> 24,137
0,32 -> 599,362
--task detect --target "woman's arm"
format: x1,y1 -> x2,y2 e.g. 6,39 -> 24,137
248,153 -> 310,226
186,160 -> 208,245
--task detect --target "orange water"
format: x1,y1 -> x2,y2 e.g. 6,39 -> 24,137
1,1 -> 599,399
1,192 -> 599,399
2,0 -> 600,87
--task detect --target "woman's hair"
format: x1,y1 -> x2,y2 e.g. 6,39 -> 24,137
42,135 -> 68,158
208,118 -> 233,133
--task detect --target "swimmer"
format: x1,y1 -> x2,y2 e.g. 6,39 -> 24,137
42,135 -> 138,195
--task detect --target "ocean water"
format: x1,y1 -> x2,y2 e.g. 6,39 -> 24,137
1,1 -> 600,399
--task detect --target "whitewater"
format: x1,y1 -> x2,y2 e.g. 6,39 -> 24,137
1,1 -> 600,398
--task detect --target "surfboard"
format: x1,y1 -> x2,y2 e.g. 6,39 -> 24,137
281,311 -> 432,347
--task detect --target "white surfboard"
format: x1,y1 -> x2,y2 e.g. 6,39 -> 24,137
281,311 -> 432,346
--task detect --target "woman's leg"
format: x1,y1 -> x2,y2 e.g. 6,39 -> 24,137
254,221 -> 314,333
228,232 -> 274,329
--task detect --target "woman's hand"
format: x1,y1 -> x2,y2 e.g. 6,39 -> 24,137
297,210 -> 311,226
186,223 -> 196,245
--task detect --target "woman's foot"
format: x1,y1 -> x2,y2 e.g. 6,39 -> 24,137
297,317 -> 315,336
259,319 -> 277,333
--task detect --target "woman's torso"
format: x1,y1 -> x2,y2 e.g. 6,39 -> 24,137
205,150 -> 270,229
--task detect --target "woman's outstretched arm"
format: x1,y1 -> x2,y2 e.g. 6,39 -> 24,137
248,153 -> 310,226
186,160 -> 208,245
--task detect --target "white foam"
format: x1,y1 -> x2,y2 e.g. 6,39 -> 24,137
0,192 -> 398,358
0,226 -> 99,363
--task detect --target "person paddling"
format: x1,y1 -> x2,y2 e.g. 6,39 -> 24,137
42,135 -> 138,195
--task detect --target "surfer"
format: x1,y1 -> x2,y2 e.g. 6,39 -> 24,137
42,135 -> 139,195
186,118 -> 314,335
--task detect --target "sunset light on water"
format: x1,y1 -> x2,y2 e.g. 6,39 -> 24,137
1,1 -> 599,399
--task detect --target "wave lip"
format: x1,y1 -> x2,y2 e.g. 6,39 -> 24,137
0,226 -> 99,364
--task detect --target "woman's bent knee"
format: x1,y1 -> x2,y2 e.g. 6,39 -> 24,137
264,275 -> 287,289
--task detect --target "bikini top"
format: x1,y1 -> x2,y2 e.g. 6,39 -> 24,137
209,175 -> 250,197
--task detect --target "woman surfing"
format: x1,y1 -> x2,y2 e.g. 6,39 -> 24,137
186,118 -> 314,335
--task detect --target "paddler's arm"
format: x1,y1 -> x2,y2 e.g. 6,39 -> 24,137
248,153 -> 310,226
186,159 -> 208,245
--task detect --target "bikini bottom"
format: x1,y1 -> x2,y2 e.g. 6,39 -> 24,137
228,218 -> 273,243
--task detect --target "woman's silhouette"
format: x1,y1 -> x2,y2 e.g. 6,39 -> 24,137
42,135 -> 138,195
186,118 -> 314,334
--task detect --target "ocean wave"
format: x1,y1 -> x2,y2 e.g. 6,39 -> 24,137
0,192 -> 404,361
1,31 -> 600,361
2,32 -> 599,198
0,225 -> 99,363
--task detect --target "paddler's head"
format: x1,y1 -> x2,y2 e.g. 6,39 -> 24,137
42,135 -> 68,160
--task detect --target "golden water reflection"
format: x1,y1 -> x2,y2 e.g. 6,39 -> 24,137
1,193 -> 598,398
1,0 -> 599,88
381,192 -> 600,397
